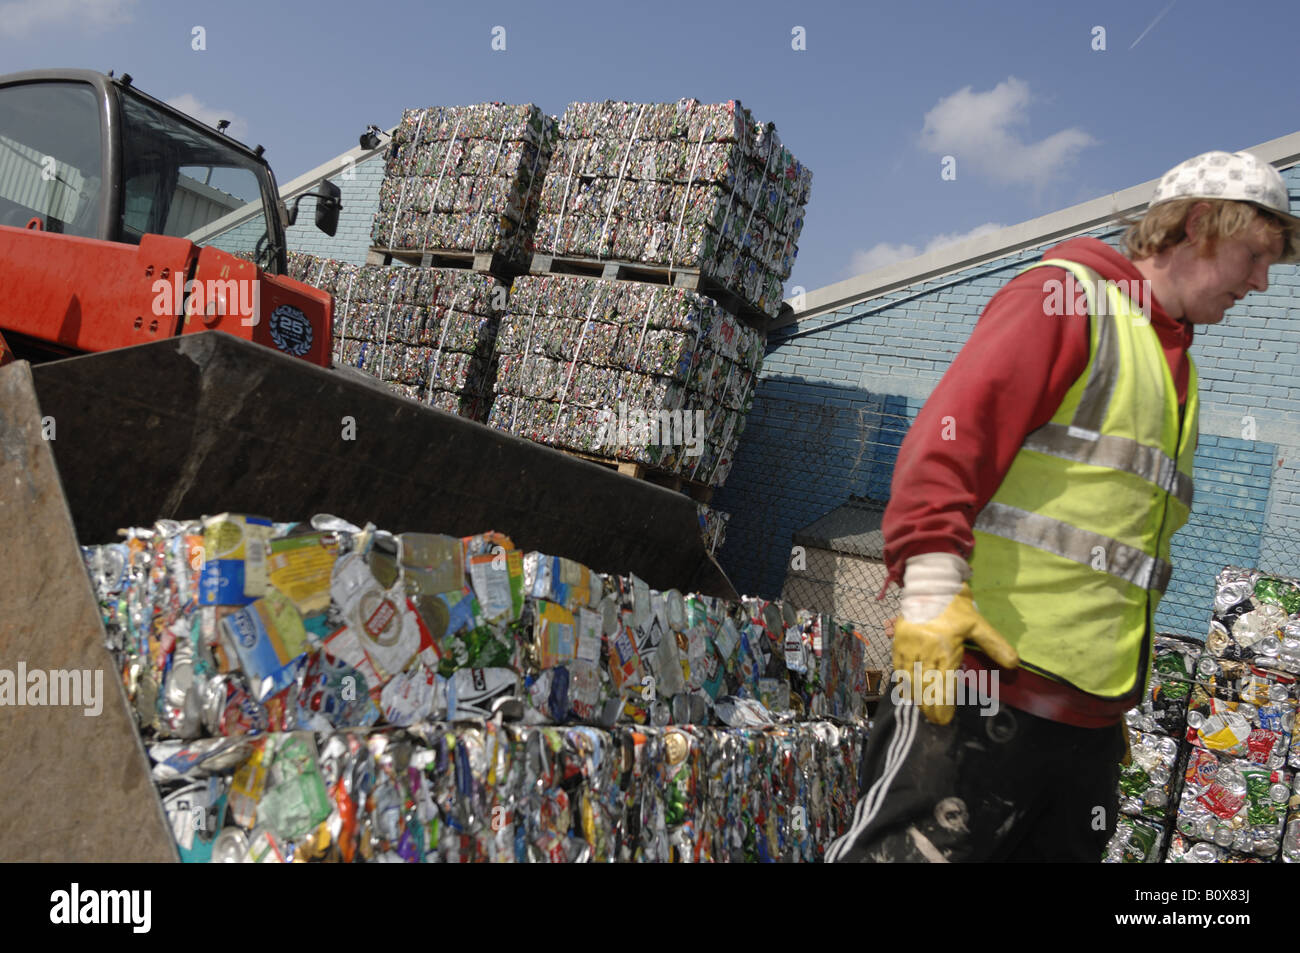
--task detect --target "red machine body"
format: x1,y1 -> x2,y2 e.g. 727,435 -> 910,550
0,225 -> 332,367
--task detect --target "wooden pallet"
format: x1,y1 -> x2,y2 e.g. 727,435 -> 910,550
528,252 -> 772,332
560,447 -> 715,503
368,246 -> 526,280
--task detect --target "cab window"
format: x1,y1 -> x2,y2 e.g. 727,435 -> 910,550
0,82 -> 102,237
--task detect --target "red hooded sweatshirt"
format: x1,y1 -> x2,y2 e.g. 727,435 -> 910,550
880,236 -> 1195,727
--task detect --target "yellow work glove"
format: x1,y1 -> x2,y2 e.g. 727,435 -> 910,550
892,583 -> 1020,726
1120,725 -> 1133,767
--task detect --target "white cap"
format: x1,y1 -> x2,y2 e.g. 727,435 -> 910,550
1149,150 -> 1300,227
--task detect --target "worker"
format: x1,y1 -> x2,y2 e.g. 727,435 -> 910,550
828,151 -> 1300,862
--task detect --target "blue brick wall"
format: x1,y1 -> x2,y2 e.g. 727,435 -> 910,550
209,213 -> 263,258
718,386 -> 915,597
203,152 -> 387,267
1159,435 -> 1271,637
717,163 -> 1300,638
286,152 -> 387,264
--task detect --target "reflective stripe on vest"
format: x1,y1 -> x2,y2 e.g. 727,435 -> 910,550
975,500 -> 1173,593
1020,425 -> 1193,511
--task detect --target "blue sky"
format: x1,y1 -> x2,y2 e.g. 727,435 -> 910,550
2,0 -> 1296,294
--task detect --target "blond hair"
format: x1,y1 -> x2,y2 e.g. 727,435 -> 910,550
1123,198 -> 1300,263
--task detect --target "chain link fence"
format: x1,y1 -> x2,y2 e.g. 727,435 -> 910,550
714,395 -> 912,677
1257,528 -> 1300,581
1162,513 -> 1300,638
780,497 -> 896,674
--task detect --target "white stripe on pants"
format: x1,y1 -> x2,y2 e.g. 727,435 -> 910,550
827,700 -> 920,862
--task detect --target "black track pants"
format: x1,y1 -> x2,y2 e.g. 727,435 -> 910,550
827,689 -> 1126,862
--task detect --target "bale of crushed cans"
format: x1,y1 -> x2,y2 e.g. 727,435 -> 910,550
371,104 -> 558,269
81,514 -> 872,862
1125,633 -> 1201,738
287,251 -> 504,419
1207,567 -> 1300,672
1175,747 -> 1291,858
150,722 -> 864,863
488,273 -> 763,485
1105,566 -> 1300,863
1105,626 -> 1300,863
1184,659 -> 1296,770
536,100 -> 810,319
1117,729 -> 1182,821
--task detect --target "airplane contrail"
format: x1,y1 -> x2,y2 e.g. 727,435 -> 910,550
1130,0 -> 1178,50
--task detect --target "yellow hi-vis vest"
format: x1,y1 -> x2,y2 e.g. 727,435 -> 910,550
968,258 -> 1198,699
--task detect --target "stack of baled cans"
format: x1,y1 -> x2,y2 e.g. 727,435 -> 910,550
1103,567 -> 1300,863
1166,568 -> 1299,863
80,513 -> 873,863
1104,635 -> 1199,863
292,97 -> 813,497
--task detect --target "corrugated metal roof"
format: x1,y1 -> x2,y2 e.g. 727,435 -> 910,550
0,133 -> 87,222
792,497 -> 887,559
165,174 -> 246,237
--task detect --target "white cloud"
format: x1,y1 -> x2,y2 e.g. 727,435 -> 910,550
919,77 -> 1096,189
846,222 -> 1004,276
165,94 -> 250,142
0,0 -> 135,36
